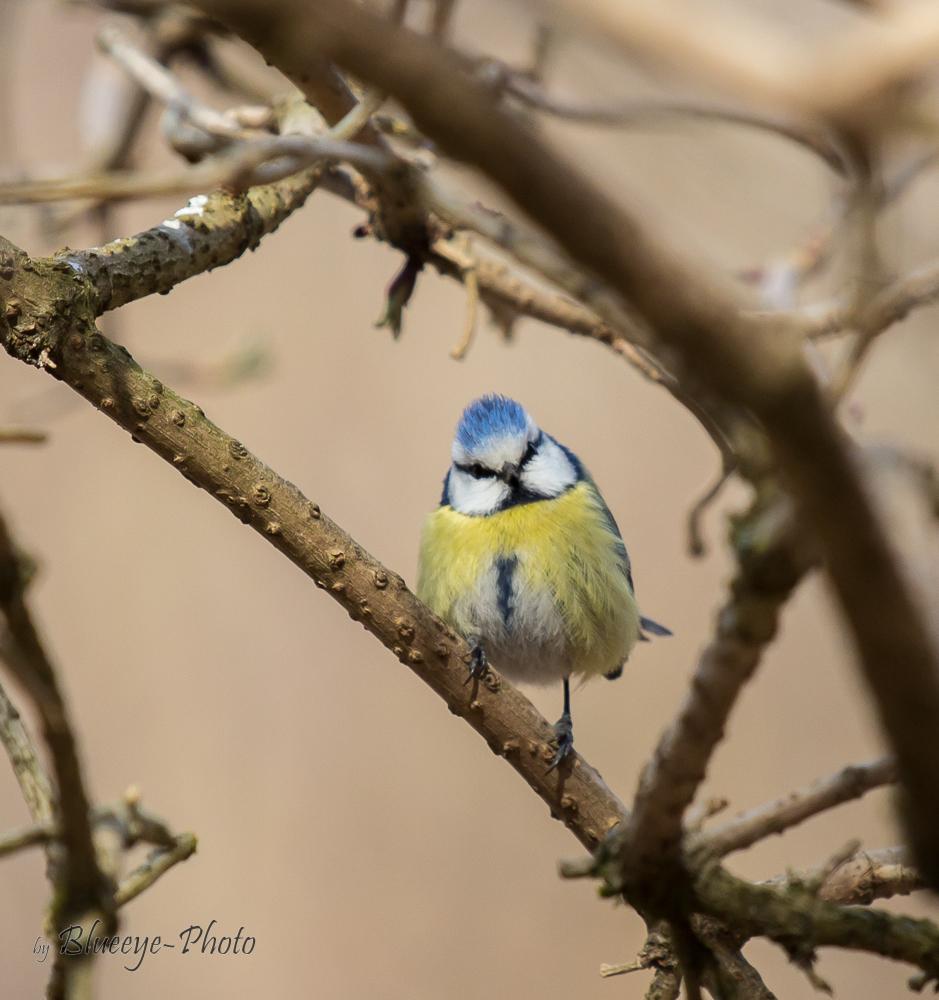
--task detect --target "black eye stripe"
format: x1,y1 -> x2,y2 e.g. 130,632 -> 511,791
519,439 -> 538,469
456,462 -> 495,480
456,436 -> 540,482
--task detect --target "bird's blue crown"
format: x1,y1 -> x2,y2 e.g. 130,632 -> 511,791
455,395 -> 530,450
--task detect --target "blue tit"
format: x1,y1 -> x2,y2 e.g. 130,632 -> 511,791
417,394 -> 671,769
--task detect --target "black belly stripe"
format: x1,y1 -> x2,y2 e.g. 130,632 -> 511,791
495,555 -> 517,630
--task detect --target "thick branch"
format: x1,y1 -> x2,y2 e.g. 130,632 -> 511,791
617,490 -> 815,911
698,864 -> 939,981
577,847 -> 939,985
0,238 -> 625,854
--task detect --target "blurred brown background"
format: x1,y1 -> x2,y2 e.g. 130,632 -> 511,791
1,0 -> 939,997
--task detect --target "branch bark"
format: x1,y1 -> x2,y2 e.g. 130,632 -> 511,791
614,490 -> 816,913
0,235 -> 626,854
701,757 -> 897,858
0,671 -> 55,826
762,846 -> 925,905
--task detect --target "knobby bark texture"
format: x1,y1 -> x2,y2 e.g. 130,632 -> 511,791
0,234 -> 626,854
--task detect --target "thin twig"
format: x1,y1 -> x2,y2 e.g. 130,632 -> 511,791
0,135 -> 386,206
0,820 -> 56,858
0,671 -> 55,826
0,428 -> 47,444
600,959 -> 644,977
699,757 -> 896,857
687,467 -> 733,558
505,76 -> 849,175
449,257 -> 479,359
98,26 -> 254,141
114,833 -> 197,907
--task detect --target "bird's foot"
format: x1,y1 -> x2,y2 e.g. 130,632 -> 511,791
547,713 -> 574,772
465,643 -> 488,684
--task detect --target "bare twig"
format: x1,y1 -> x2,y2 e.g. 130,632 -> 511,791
0,134 -> 385,206
600,959 -> 644,977
0,820 -> 56,859
0,672 -> 55,826
684,796 -> 728,835
98,26 -> 253,141
700,757 -> 896,857
505,76 -> 849,175
828,257 -> 939,402
759,845 -> 924,905
0,509 -> 113,1000
114,833 -> 197,907
817,846 -> 924,905
449,255 -> 479,359
687,467 -> 732,559
47,4 -> 228,236
0,428 -> 47,444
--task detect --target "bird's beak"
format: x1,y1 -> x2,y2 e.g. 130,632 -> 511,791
500,463 -> 521,490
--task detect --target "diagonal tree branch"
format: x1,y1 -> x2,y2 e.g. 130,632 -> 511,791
0,234 -> 626,854
700,757 -> 897,858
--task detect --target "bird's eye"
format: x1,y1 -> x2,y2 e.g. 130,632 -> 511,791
469,463 -> 490,479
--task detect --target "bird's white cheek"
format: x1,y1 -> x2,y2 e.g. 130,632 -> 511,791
523,444 -> 576,497
448,471 -> 507,516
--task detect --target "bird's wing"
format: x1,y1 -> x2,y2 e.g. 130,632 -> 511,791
590,478 -> 673,640
588,479 -> 635,593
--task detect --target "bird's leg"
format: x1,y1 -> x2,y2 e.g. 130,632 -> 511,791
548,677 -> 574,772
466,640 -> 488,684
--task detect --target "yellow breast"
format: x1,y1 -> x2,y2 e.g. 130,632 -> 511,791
416,482 -> 641,679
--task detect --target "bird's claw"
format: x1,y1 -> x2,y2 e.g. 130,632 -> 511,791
465,644 -> 487,685
547,714 -> 574,773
